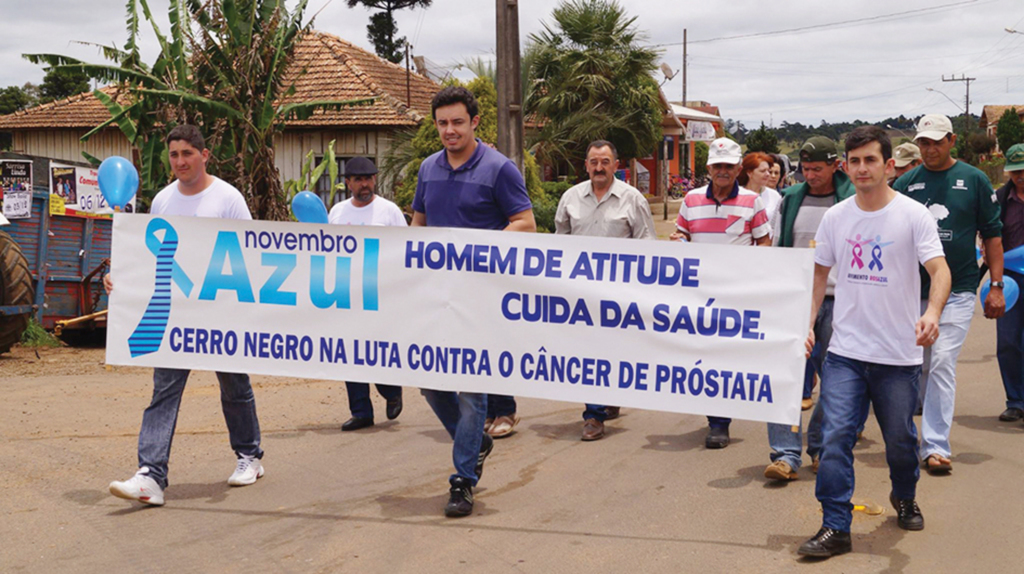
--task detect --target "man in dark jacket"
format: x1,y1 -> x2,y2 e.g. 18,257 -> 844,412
994,143 -> 1024,422
764,137 -> 858,481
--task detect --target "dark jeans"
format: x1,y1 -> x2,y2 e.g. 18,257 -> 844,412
421,390 -> 487,485
583,404 -> 607,422
816,354 -> 920,532
138,368 -> 263,489
997,269 -> 1024,410
345,382 -> 401,419
487,394 -> 517,418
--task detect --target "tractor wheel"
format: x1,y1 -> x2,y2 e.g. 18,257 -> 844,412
0,229 -> 34,354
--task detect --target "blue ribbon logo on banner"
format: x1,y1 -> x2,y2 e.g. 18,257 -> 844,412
127,218 -> 194,357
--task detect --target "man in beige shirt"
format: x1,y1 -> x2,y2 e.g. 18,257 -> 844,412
555,140 -> 656,440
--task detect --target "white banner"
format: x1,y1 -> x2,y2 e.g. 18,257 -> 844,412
106,215 -> 813,425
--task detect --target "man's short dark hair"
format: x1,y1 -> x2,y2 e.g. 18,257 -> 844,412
845,126 -> 892,161
586,140 -> 618,160
166,125 -> 206,151
431,86 -> 479,119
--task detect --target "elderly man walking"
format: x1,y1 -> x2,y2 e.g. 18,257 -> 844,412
555,139 -> 656,441
671,137 -> 770,448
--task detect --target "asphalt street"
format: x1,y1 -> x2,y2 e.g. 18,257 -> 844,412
1,301 -> 1021,573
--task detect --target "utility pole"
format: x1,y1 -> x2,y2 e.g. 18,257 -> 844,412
496,0 -> 525,173
405,44 -> 412,108
943,73 -> 976,130
681,29 -> 687,106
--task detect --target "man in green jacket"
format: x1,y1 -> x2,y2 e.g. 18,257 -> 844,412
764,137 -> 858,481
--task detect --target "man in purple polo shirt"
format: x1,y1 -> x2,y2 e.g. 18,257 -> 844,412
411,86 -> 536,517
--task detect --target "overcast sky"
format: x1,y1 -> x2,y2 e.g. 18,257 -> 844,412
3,0 -> 1023,127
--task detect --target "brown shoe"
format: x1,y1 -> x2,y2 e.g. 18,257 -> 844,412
581,418 -> 605,441
483,418 -> 494,433
603,406 -> 621,420
811,456 -> 819,474
764,460 -> 798,481
488,414 -> 520,438
801,398 -> 814,411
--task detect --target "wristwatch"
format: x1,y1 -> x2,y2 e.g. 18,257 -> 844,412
991,280 -> 1005,289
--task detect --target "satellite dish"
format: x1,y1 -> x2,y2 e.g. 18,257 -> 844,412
660,62 -> 677,80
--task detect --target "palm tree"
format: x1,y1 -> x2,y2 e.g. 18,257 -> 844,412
525,0 -> 662,171
25,0 -> 372,220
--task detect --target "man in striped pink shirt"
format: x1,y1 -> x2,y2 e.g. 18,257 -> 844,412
671,137 -> 771,448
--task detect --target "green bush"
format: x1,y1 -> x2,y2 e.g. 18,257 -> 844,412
20,319 -> 61,348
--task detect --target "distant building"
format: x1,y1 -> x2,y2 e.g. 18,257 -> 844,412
0,31 -> 439,202
980,105 -> 1024,153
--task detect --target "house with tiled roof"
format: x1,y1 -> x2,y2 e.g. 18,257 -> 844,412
0,31 -> 439,198
980,105 -> 1024,152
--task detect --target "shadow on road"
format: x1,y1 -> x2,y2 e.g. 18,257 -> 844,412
955,414 -> 1024,435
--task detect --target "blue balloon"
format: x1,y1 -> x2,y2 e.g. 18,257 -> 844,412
1003,245 -> 1024,275
291,191 -> 328,224
980,275 -> 1020,312
97,156 -> 139,210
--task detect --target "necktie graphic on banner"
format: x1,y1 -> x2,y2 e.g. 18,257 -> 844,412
107,215 -> 814,425
128,219 -> 194,357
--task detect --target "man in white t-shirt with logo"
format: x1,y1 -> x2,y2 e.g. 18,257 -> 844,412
798,126 -> 950,558
328,156 -> 406,431
107,125 -> 264,506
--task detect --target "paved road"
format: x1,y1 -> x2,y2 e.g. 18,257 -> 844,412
1,304 -> 1021,574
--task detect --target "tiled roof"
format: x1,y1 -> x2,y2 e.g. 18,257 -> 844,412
0,86 -> 126,130
980,105 -> 1024,128
0,31 -> 439,130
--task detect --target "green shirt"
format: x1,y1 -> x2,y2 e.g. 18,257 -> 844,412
894,161 -> 1001,297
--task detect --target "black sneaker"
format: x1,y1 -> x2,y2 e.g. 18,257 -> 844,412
475,433 -> 494,480
890,492 -> 924,530
444,477 -> 474,517
798,527 -> 852,557
705,426 -> 730,449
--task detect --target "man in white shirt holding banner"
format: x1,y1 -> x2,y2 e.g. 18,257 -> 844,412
107,125 -> 265,506
799,125 -> 950,558
328,156 -> 406,431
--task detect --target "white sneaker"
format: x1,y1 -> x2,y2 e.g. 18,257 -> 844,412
109,467 -> 165,506
228,455 -> 264,486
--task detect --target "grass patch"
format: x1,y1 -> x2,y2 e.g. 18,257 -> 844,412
20,319 -> 62,348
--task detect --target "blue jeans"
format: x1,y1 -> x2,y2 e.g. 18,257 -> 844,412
345,382 -> 401,419
138,368 -> 262,489
583,404 -> 607,422
487,394 -> 517,419
997,271 -> 1024,410
421,390 -> 487,485
919,292 -> 975,459
768,297 -> 839,469
803,347 -> 817,400
816,354 -> 920,532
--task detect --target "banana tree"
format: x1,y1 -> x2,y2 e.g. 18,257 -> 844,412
25,0 -> 373,220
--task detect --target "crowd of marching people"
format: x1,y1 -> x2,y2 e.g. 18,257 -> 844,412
102,84 -> 1024,560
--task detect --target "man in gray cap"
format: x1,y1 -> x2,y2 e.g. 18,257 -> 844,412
763,135 -> 858,481
894,113 -> 1004,475
994,143 -> 1024,423
328,156 -> 407,431
891,142 -> 922,183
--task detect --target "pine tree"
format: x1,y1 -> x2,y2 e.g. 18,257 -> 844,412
346,1 -> 432,63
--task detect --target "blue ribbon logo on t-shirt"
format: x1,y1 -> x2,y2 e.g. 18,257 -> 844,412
868,235 -> 894,271
127,218 -> 194,357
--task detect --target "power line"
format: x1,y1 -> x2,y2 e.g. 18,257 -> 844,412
647,0 -> 989,47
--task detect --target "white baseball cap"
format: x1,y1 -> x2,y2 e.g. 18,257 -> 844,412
914,114 -> 954,142
707,138 -> 742,166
